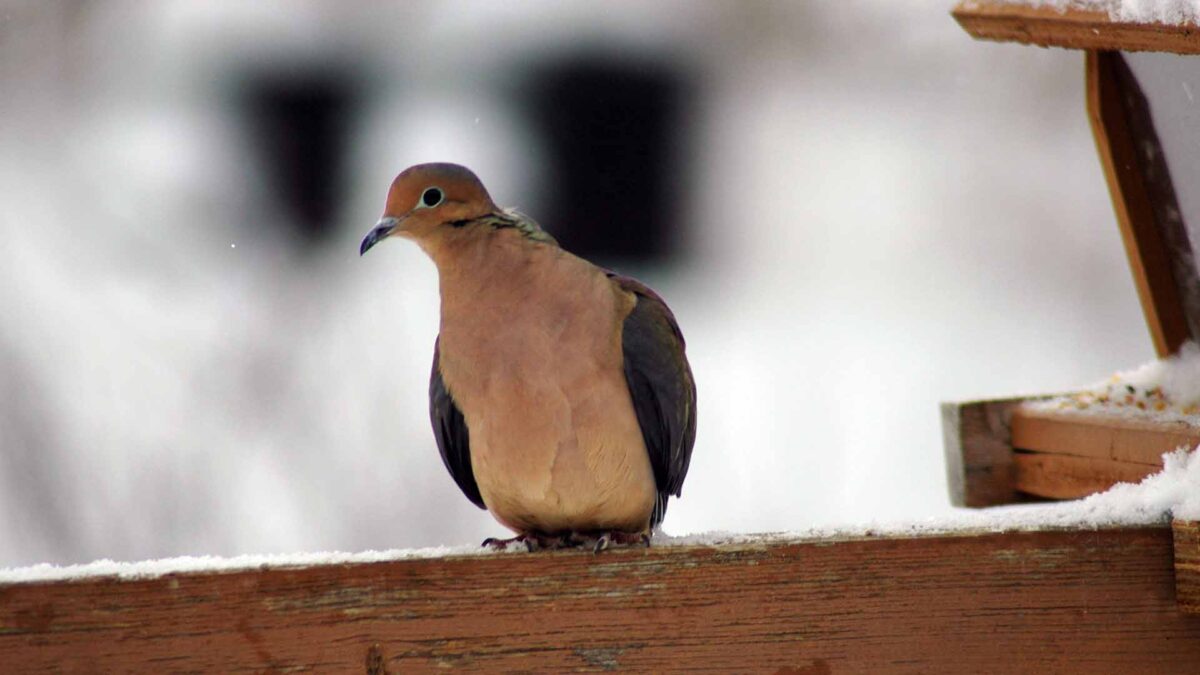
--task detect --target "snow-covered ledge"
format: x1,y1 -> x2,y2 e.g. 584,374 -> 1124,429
2,455 -> 1198,672
4,447 -> 1198,587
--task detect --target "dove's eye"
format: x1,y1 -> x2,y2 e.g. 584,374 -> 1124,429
419,187 -> 444,208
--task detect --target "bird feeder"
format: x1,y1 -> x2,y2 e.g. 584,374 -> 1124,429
945,0 -> 1200,614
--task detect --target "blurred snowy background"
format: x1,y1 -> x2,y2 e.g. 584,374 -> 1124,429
0,0 -> 1154,568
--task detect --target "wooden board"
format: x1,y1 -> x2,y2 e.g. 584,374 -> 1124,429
2,527 -> 1198,672
1010,406 -> 1199,498
1012,405 -> 1200,464
941,398 -> 1026,507
1087,50 -> 1194,357
1013,451 -> 1160,499
953,2 -> 1200,55
945,399 -> 1199,503
1176,519 -> 1200,614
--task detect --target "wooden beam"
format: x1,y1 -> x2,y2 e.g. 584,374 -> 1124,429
941,398 -> 1025,507
1013,451 -> 1159,499
1176,519 -> 1200,614
1009,405 -> 1198,499
1012,406 -> 1200,464
2,527 -> 1199,671
953,2 -> 1200,55
1087,50 -> 1193,357
946,400 -> 1199,503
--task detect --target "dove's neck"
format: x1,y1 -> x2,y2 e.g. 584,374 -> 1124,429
430,227 -> 624,342
431,226 -> 541,289
433,228 -> 557,321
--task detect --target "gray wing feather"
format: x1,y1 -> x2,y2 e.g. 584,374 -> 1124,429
430,339 -> 486,509
609,274 -> 697,527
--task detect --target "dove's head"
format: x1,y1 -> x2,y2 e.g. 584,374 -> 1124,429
359,163 -> 501,256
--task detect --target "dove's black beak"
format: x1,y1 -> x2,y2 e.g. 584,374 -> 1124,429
360,217 -> 401,256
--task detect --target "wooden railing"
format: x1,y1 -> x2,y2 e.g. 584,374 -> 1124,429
2,524 -> 1198,672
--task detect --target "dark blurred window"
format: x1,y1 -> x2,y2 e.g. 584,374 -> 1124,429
241,73 -> 358,244
526,56 -> 690,263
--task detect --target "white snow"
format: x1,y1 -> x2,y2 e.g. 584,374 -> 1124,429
986,0 -> 1200,25
5,445 -> 1197,586
1030,341 -> 1200,422
0,544 -> 491,586
669,445 -> 1200,541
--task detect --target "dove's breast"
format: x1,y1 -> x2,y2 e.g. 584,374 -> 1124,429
435,234 -> 657,534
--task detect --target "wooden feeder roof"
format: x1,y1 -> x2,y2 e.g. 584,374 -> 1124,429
954,1 -> 1200,54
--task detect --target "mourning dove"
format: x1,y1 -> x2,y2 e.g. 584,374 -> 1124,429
360,163 -> 696,552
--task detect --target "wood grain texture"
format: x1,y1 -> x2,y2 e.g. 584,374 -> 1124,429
1087,50 -> 1193,357
945,400 -> 1199,502
943,398 -> 1038,507
1013,451 -> 1159,499
953,2 -> 1200,55
3,527 -> 1199,673
1012,406 -> 1200,464
1176,519 -> 1200,614
1009,406 -> 1198,498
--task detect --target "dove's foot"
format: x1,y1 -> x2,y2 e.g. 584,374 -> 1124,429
482,529 -> 651,553
482,532 -> 574,552
589,530 -> 652,554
